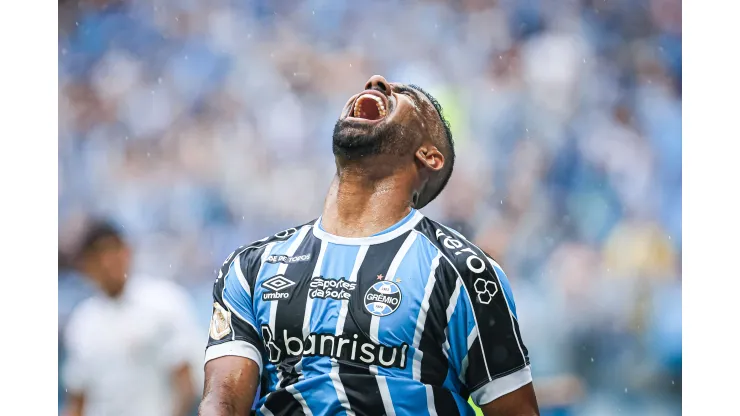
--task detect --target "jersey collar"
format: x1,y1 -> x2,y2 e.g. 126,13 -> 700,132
313,210 -> 425,246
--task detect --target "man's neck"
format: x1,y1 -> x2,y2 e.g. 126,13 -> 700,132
320,167 -> 416,238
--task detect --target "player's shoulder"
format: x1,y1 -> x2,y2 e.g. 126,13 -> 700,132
64,295 -> 105,341
414,216 -> 494,276
219,219 -> 318,274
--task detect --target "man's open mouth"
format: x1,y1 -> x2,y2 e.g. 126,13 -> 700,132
348,90 -> 389,121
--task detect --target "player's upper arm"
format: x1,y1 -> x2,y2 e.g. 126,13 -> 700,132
436,229 -> 534,409
201,356 -> 261,416
204,247 -> 266,373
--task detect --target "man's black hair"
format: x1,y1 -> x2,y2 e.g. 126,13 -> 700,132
408,84 -> 455,207
76,220 -> 125,259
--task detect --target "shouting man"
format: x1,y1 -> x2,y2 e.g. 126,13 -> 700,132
200,75 -> 539,416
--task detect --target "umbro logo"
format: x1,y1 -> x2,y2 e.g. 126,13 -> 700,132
262,275 -> 295,301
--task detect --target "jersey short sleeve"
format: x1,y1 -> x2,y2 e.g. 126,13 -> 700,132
204,247 -> 266,372
443,250 -> 532,406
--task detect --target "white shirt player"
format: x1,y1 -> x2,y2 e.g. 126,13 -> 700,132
63,276 -> 201,416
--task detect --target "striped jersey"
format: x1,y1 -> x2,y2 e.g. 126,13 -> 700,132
205,209 -> 531,415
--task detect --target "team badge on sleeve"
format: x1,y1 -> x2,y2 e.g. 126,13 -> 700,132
209,303 -> 232,340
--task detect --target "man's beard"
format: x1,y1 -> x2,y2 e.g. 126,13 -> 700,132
332,118 -> 411,160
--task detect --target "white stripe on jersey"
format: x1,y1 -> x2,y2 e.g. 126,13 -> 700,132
376,375 -> 396,416
441,276 -> 462,360
303,240 -> 328,339
335,245 -> 369,336
413,230 -> 494,382
286,385 -> 313,415
234,253 -> 252,297
258,404 -> 275,416
366,231 -> 417,416
268,225 -> 311,336
268,225 -> 311,388
459,328 -> 479,384
329,245 -> 368,416
425,384 -> 438,416
294,239 -> 328,379
486,256 -> 527,365
411,253 -> 442,381
369,232 -> 418,348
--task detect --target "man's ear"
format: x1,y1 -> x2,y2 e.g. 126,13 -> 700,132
415,146 -> 445,172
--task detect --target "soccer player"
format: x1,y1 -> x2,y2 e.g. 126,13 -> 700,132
200,75 -> 539,415
62,221 -> 200,416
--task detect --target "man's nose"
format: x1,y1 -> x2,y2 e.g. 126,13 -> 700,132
365,75 -> 391,97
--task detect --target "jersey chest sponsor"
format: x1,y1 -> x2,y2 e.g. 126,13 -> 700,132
262,326 -> 408,369
308,277 -> 355,300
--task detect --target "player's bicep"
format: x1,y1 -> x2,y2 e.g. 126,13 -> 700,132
206,250 -> 265,372
201,356 -> 260,416
446,255 -> 532,406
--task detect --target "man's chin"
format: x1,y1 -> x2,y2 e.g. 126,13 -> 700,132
332,119 -> 380,157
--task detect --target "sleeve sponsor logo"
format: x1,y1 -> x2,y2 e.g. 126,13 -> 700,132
265,254 -> 312,264
364,281 -> 402,317
261,325 -> 408,369
435,228 -> 487,274
261,275 -> 296,301
209,303 -> 232,340
473,278 -> 499,304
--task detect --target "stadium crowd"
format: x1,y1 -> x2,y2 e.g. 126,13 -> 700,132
58,0 -> 682,414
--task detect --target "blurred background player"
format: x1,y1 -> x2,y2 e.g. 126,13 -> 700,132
62,220 -> 201,416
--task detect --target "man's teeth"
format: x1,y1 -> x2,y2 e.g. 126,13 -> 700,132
353,94 -> 387,118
